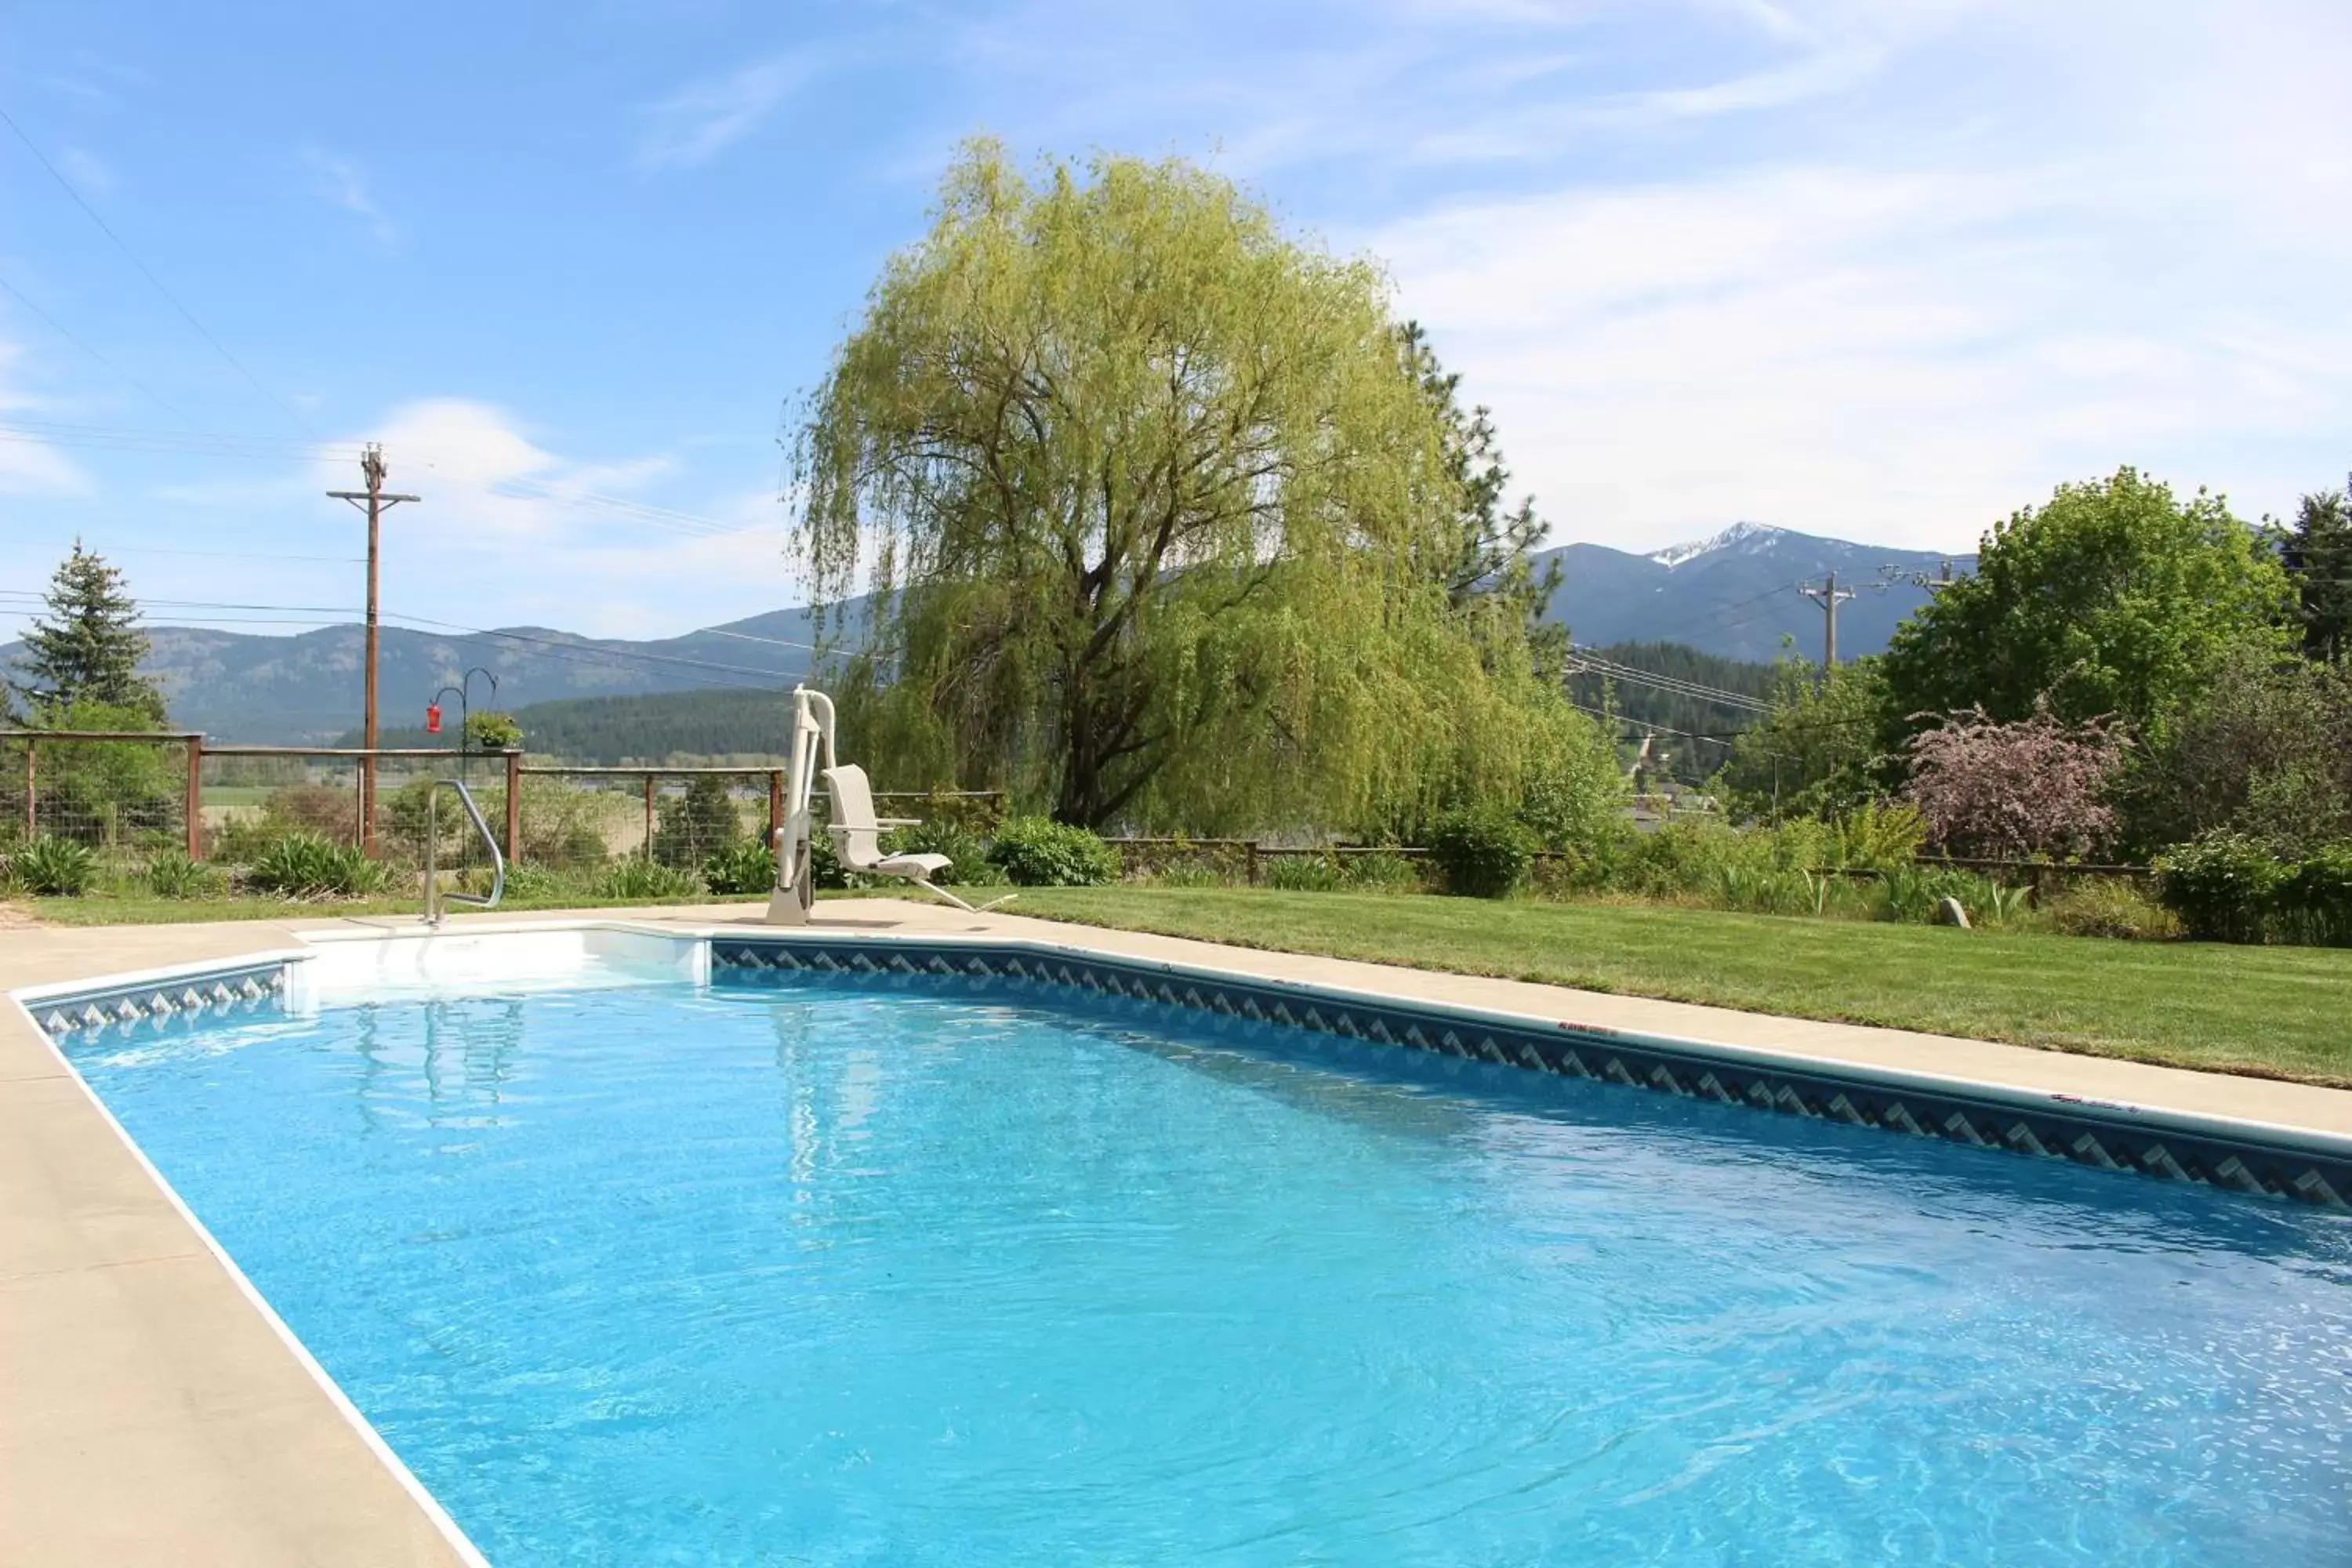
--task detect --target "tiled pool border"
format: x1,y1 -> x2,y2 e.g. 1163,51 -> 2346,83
19,925 -> 2350,1211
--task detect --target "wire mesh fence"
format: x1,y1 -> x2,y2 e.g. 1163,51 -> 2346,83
1,730 -> 196,875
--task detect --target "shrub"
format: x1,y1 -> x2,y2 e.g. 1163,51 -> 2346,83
1904,703 -> 2125,861
701,840 -> 777,896
882,818 -> 990,885
807,828 -> 852,890
1429,808 -> 1535,898
2038,879 -> 2181,941
2281,841 -> 2352,947
2155,832 -> 2288,943
1827,801 -> 1927,869
11,834 -> 99,895
1263,853 -> 1342,892
989,817 -> 1119,887
141,849 -> 222,899
597,858 -> 703,901
1338,851 -> 1422,893
247,833 -> 392,897
1151,862 -> 1228,889
1877,866 -> 2029,927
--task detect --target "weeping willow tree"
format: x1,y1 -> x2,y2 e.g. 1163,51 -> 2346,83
791,141 -> 1612,832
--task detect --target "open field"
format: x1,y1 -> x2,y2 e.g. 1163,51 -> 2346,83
1010,887 -> 2352,1087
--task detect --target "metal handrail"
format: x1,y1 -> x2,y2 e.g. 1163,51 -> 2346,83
423,779 -> 506,927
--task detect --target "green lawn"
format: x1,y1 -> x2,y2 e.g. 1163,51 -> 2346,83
1009,887 -> 2352,1087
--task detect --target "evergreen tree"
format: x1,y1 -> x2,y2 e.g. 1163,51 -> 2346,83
1395,321 -> 1564,667
2281,481 -> 2352,662
11,544 -> 166,724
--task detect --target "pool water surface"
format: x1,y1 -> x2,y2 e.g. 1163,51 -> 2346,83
64,973 -> 2352,1566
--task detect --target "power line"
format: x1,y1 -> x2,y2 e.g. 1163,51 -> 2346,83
0,270 -> 194,426
0,101 -> 320,438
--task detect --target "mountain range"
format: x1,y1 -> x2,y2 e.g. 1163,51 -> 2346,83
1534,523 -> 1970,663
4,525 -> 1971,743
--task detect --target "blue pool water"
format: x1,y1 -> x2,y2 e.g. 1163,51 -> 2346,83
66,972 -> 2351,1566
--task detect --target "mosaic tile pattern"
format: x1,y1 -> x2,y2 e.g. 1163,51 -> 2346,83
29,962 -> 292,1040
711,936 -> 2351,1210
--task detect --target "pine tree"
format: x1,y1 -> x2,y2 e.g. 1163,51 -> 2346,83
11,544 -> 166,723
2282,481 -> 2352,662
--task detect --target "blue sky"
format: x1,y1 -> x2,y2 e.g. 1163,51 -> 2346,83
4,0 -> 2348,641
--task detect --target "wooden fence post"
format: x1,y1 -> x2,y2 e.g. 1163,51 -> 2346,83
504,750 -> 523,866
643,774 -> 657,862
768,770 -> 784,852
22,739 -> 34,841
1246,840 -> 1261,887
184,736 -> 205,860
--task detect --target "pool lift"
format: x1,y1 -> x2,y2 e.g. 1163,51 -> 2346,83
764,685 -> 1012,925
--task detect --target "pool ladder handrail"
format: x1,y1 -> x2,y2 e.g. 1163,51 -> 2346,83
423,778 -> 505,927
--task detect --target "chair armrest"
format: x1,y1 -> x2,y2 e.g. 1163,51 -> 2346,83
876,817 -> 922,827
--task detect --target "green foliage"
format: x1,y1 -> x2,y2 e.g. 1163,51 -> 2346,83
464,710 -> 524,751
1263,853 -> 1343,892
2155,833 -> 2290,943
2284,843 -> 2352,947
597,858 -> 703,901
246,833 -> 391,897
881,818 -> 989,884
9,545 -> 165,720
795,140 -> 1605,833
1878,866 -> 2031,927
11,833 -> 99,895
989,816 -> 1120,887
2038,880 -> 2182,941
806,827 -> 851,890
1826,800 -> 1927,869
2120,643 -> 2352,858
2279,481 -> 2352,663
20,699 -> 181,848
1338,851 -> 1422,893
140,850 -> 222,899
1396,321 -> 1563,662
1517,750 -> 1632,857
700,840 -> 777,896
1719,659 -> 1891,821
1429,808 -> 1535,898
1882,467 -> 2295,735
653,776 -> 742,869
211,782 -> 356,862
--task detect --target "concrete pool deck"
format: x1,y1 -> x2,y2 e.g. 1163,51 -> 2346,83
7,896 -> 2351,1563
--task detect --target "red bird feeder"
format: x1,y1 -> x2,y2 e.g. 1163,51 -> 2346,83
425,702 -> 443,735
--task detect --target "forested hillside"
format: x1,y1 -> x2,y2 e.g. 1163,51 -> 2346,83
354,688 -> 805,763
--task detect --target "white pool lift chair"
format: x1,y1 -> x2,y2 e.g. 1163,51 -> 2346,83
822,763 -> 1011,916
764,684 -> 1012,924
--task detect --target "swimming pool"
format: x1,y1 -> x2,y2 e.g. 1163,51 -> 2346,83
46,938 -> 2352,1565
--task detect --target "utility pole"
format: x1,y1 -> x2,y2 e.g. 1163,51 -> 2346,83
328,443 -> 419,855
1798,570 -> 1857,672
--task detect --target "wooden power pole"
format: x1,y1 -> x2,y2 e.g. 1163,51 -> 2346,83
1798,570 -> 1857,672
328,442 -> 419,855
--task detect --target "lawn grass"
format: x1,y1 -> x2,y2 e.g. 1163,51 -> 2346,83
1009,887 -> 2352,1087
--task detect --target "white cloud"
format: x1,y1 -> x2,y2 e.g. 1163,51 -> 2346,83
637,51 -> 820,169
303,148 -> 395,243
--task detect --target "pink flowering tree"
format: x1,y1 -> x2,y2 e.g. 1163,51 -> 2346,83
1903,704 -> 2126,861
